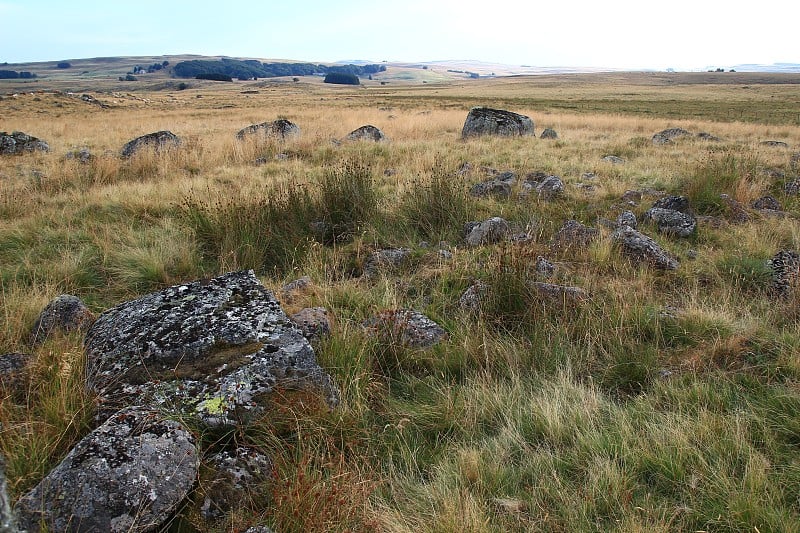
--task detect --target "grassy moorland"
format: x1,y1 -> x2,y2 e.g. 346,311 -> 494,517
1,71 -> 799,532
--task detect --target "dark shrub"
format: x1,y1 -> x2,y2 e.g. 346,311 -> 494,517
56,61 -> 71,69
196,73 -> 233,82
324,73 -> 360,85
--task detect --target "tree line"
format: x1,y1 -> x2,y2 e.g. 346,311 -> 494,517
172,59 -> 385,81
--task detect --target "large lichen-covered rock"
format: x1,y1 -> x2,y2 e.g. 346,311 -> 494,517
345,125 -> 386,142
85,270 -> 340,427
612,226 -> 679,270
120,130 -> 181,158
15,407 -> 199,533
30,294 -> 95,346
461,107 -> 534,138
236,119 -> 300,141
0,131 -> 50,155
643,207 -> 697,237
464,217 -> 512,247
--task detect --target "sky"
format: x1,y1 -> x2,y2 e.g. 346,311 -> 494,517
0,1 -> 797,70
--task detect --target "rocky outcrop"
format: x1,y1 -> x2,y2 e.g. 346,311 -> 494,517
15,407 -> 199,533
346,125 -> 386,142
550,219 -> 599,249
470,172 -> 515,199
617,210 -> 637,229
30,294 -> 95,346
602,155 -> 625,164
464,217 -> 512,247
652,195 -> 693,214
84,270 -> 340,427
65,147 -> 94,164
121,131 -> 181,158
532,282 -> 589,303
363,248 -> 412,278
751,195 -> 782,211
363,309 -> 448,348
785,178 -> 800,196
769,250 -> 799,297
279,276 -> 313,305
236,119 -> 300,141
760,140 -> 788,148
0,131 -> 50,155
643,207 -> 697,237
459,281 -> 488,312
290,307 -> 331,342
200,447 -> 272,520
540,128 -> 558,139
612,226 -> 679,270
461,107 -> 534,138
652,128 -> 691,145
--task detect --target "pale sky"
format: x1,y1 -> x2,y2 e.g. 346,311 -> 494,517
0,0 -> 796,70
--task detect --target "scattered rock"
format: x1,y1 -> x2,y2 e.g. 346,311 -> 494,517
617,210 -> 637,229
459,281 -> 488,311
532,282 -> 589,303
201,447 -> 272,520
236,119 -> 300,141
363,309 -> 448,349
719,194 -> 751,223
751,195 -> 782,211
550,219 -> 599,249
15,407 -> 199,533
346,125 -> 386,142
535,175 -> 565,200
540,128 -> 558,139
643,208 -> 697,237
363,248 -> 412,278
0,352 -> 29,391
84,270 -> 340,427
791,152 -> 800,171
611,226 -> 679,270
602,155 -> 625,164
696,132 -> 721,142
30,294 -> 95,346
784,178 -> 800,196
120,131 -> 180,158
581,172 -> 597,181
769,250 -> 800,297
0,131 -> 50,155
464,217 -> 512,247
461,107 -> 534,138
652,128 -> 691,144
621,190 -> 643,205
65,147 -> 94,164
290,307 -> 331,341
279,276 -> 313,305
384,168 -> 397,177
536,256 -> 556,277
760,140 -> 789,148
470,178 -> 513,199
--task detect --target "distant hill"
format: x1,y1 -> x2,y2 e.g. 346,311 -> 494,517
712,63 -> 800,73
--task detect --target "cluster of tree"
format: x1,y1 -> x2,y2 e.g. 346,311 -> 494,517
0,70 -> 37,79
323,72 -> 360,85
172,59 -> 385,81
708,68 -> 736,73
118,74 -> 137,82
130,61 -> 170,75
56,62 -> 71,69
196,73 -> 233,82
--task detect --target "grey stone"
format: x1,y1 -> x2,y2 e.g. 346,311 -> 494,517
0,456 -> 16,533
279,276 -> 313,305
550,219 -> 599,249
464,217 -> 512,247
784,178 -> 800,196
15,407 -> 199,533
0,352 -> 29,391
769,250 -> 800,297
602,155 -> 625,164
363,248 -> 412,278
540,128 -> 558,139
643,208 -> 697,237
719,194 -> 751,223
535,175 -> 565,200
621,190 -> 643,205
617,210 -> 637,229
532,282 -> 589,303
652,195 -> 692,214
363,309 -> 448,348
611,226 -> 679,270
760,140 -> 789,148
290,307 -> 331,341
791,152 -> 800,171
0,131 -> 50,155
461,107 -> 534,138
345,125 -> 386,142
84,270 -> 340,427
30,294 -> 95,346
535,256 -> 556,277
470,179 -> 512,199
653,128 -> 691,144
120,131 -> 180,158
751,195 -> 782,211
236,119 -> 300,141
65,148 -> 93,164
459,282 -> 488,311
696,132 -> 721,142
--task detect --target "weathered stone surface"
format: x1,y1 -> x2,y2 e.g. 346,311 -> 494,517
617,210 -> 638,229
602,155 -> 625,164
201,447 -> 272,520
0,352 -> 29,392
464,217 -> 512,247
612,226 -> 679,270
0,456 -> 15,533
15,407 -> 199,533
0,131 -> 49,155
65,147 -> 94,164
652,128 -> 691,144
719,194 -> 751,223
461,107 -> 534,138
236,119 -> 300,141
535,175 -> 565,200
363,248 -> 412,278
785,178 -> 800,196
535,256 -> 556,277
120,131 -> 181,158
769,250 -> 800,297
85,270 -> 340,427
760,140 -> 789,148
540,128 -> 558,139
696,132 -> 721,142
363,309 -> 448,348
30,294 -> 95,346
346,125 -> 386,142
470,179 -> 512,199
290,307 -> 331,341
652,195 -> 692,214
643,207 -> 697,237
791,152 -> 800,171
550,219 -> 599,249
751,195 -> 782,211
279,276 -> 313,305
532,282 -> 589,303
621,190 -> 643,205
